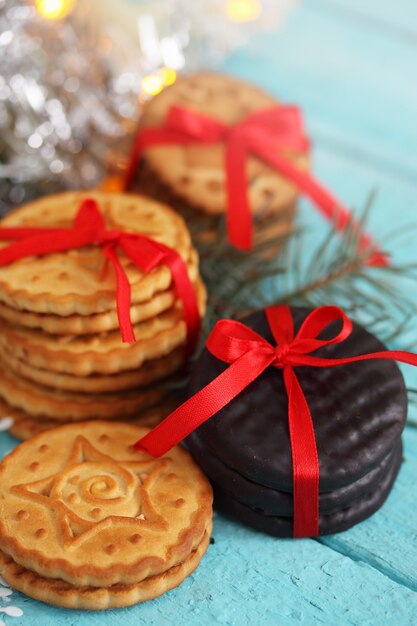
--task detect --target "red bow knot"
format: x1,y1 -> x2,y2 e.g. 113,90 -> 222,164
125,104 -> 387,265
136,304 -> 417,537
274,343 -> 291,367
0,198 -> 201,351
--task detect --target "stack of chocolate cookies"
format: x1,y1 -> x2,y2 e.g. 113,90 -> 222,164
127,71 -> 308,250
187,307 -> 406,536
0,191 -> 205,440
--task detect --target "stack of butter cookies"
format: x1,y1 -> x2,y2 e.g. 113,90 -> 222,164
0,421 -> 213,609
0,191 -> 205,440
126,71 -> 308,250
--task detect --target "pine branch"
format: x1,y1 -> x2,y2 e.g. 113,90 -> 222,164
196,192 -> 417,348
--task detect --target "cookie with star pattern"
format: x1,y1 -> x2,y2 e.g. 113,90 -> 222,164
0,421 -> 213,608
0,524 -> 211,610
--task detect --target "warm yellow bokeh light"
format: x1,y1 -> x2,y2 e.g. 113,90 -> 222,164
226,0 -> 261,22
141,75 -> 164,97
158,67 -> 177,86
35,0 -> 75,20
99,176 -> 125,193
142,68 -> 177,97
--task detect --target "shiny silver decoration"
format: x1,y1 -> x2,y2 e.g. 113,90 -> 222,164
0,0 -> 294,214
0,0 -> 142,213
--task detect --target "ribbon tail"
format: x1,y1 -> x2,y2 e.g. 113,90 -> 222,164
295,350 -> 417,369
284,366 -> 319,538
162,249 -> 201,356
103,244 -> 135,344
135,348 -> 275,457
120,235 -> 166,273
226,136 -> 253,251
254,144 -> 388,267
120,236 -> 201,354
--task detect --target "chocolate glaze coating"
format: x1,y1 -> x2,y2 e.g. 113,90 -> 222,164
213,440 -> 402,537
188,433 -> 401,516
188,307 -> 407,491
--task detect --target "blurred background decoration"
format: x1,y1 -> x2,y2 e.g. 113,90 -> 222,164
0,0 -> 296,213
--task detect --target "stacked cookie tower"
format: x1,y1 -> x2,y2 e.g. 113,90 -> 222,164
187,307 -> 406,536
0,422 -> 213,609
0,191 -> 205,440
126,71 -> 308,251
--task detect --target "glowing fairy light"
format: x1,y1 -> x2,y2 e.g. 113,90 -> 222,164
141,74 -> 163,97
226,0 -> 261,22
100,176 -> 124,193
35,0 -> 75,20
158,66 -> 177,87
141,67 -> 177,97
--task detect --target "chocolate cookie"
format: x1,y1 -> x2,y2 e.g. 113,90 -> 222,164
213,440 -> 402,537
187,307 -> 407,492
188,432 -> 402,516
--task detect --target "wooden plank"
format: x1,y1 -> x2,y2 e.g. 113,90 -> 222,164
319,425 -> 417,592
222,6 -> 417,177
0,431 -> 16,459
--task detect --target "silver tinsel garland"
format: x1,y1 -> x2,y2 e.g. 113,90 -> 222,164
0,0 -> 295,214
0,0 -> 142,213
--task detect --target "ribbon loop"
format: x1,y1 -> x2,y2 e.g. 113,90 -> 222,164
295,305 -> 352,344
206,319 -> 274,364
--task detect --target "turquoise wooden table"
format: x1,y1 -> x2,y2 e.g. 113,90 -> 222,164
1,1 -> 417,624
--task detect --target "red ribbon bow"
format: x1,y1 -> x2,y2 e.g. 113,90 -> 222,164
125,104 -> 387,266
137,305 -> 417,537
0,198 -> 200,350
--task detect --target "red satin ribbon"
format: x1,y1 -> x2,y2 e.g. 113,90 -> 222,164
136,304 -> 417,537
0,198 -> 200,350
125,105 -> 387,266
